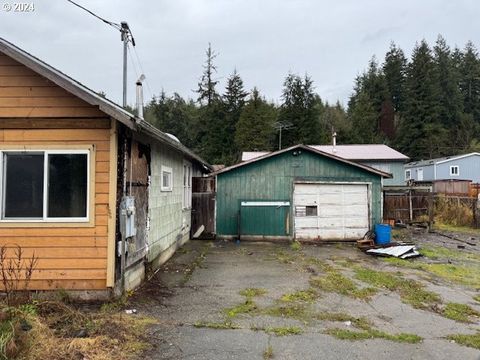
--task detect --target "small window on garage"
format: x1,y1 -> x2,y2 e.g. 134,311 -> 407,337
295,205 -> 317,217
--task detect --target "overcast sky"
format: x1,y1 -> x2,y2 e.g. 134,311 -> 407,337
2,0 -> 479,107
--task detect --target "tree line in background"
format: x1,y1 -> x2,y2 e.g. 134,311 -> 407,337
144,36 -> 480,165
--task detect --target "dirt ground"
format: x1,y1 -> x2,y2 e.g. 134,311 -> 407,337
130,228 -> 480,360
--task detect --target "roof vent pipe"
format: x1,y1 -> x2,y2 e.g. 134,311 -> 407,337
332,131 -> 337,153
136,74 -> 145,120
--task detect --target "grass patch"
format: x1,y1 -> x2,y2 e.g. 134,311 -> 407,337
355,268 -> 440,309
274,250 -> 302,264
309,272 -> 377,301
418,245 -> 480,262
280,288 -> 318,303
11,300 -> 156,360
239,288 -> 267,298
263,304 -> 308,321
264,326 -> 302,336
474,294 -> 480,303
324,328 -> 422,343
447,332 -> 480,350
224,299 -> 257,318
263,344 -> 274,359
313,312 -> 372,331
434,223 -> 480,235
304,257 -> 335,273
442,302 -> 480,323
384,257 -> 480,288
290,241 -> 301,251
193,320 -> 239,330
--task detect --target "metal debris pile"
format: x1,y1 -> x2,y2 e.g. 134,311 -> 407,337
366,245 -> 420,259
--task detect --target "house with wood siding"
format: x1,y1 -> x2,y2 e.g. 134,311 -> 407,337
0,37 -> 210,296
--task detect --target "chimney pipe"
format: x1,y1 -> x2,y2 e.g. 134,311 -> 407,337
332,131 -> 337,153
136,74 -> 145,120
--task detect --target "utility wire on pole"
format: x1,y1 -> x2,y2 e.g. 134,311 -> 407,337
66,0 -> 135,108
274,121 -> 294,150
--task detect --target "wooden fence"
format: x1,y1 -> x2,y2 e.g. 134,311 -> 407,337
384,191 -> 480,228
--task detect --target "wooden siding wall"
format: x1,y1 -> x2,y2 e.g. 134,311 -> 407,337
0,52 -> 112,290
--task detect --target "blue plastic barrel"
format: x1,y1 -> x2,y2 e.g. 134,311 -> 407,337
374,224 -> 391,245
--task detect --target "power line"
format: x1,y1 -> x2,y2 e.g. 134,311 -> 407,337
66,0 -> 121,30
132,46 -> 154,99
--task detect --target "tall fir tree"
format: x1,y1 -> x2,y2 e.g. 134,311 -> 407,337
223,70 -> 249,163
197,43 -> 220,106
459,41 -> 480,124
278,73 -> 323,147
383,43 -> 407,113
396,40 -> 445,159
235,88 -> 276,151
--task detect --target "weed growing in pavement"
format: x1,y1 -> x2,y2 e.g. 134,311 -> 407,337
264,326 -> 302,336
180,245 -> 210,285
290,241 -> 301,251
193,321 -> 239,330
447,332 -> 480,350
309,272 -> 377,301
262,304 -> 309,322
324,328 -> 422,343
442,302 -> 480,323
280,288 -> 318,303
224,299 -> 257,318
313,312 -> 372,331
354,268 -> 440,309
239,288 -> 267,298
263,344 -> 274,359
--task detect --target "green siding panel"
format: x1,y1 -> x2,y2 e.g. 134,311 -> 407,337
240,204 -> 290,236
216,150 -> 383,237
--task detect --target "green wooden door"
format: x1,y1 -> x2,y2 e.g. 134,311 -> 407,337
240,201 -> 290,236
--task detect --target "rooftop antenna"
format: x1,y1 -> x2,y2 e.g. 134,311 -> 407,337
66,0 -> 135,107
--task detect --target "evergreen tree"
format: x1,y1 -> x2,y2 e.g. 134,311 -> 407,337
278,73 -> 323,147
434,36 -> 463,127
396,40 -> 445,159
320,101 -> 352,144
223,70 -> 249,163
197,43 -> 220,106
145,92 -> 195,146
235,88 -> 276,151
459,41 -> 480,123
348,89 -> 380,144
383,43 -> 407,113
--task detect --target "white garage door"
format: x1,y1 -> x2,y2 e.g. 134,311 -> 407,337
293,183 -> 370,240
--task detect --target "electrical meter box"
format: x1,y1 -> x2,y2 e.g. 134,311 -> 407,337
120,196 -> 136,238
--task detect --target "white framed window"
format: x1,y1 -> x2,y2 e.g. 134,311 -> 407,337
161,166 -> 173,191
183,162 -> 192,209
405,169 -> 411,180
0,150 -> 90,222
417,168 -> 424,181
450,165 -> 459,176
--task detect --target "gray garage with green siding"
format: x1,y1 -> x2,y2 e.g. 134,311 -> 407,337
214,145 -> 390,241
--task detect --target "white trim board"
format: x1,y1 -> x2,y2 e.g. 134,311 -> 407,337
241,201 -> 290,207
